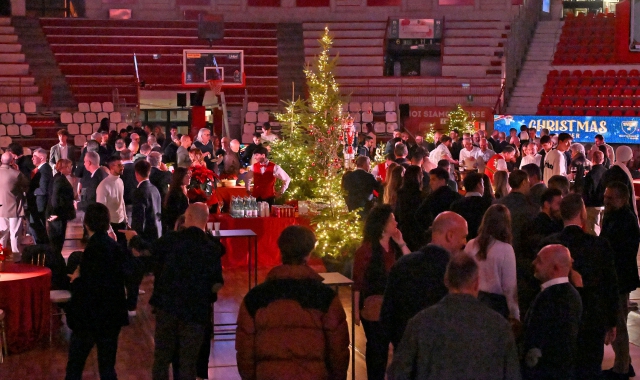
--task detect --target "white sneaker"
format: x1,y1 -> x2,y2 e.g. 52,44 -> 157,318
128,310 -> 137,317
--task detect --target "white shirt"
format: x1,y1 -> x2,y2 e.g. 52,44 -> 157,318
59,143 -> 68,160
96,174 -> 127,224
543,149 -> 566,185
459,147 -> 482,169
520,154 -> 542,169
261,133 -> 278,143
429,144 -> 452,165
464,237 -> 520,320
540,277 -> 569,291
248,161 -> 291,194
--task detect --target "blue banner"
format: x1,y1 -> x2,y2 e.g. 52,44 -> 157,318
494,115 -> 640,144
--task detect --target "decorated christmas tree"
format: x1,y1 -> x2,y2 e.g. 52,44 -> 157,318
424,103 -> 476,143
270,27 -> 361,261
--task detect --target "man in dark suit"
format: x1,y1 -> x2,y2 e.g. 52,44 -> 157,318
523,244 -> 582,380
119,149 -> 137,224
541,194 -> 619,380
26,148 -> 52,244
357,135 -> 374,158
341,156 -> 381,216
148,152 -> 172,204
521,163 -> 547,207
450,172 -> 492,239
240,133 -> 262,167
74,139 -> 101,178
132,159 -> 162,243
583,150 -> 607,235
393,143 -> 411,169
416,167 -> 462,232
77,151 -> 107,212
47,159 -> 77,255
162,134 -> 181,165
381,212 -> 468,348
600,181 -> 640,379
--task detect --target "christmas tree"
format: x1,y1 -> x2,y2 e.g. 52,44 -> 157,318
447,103 -> 476,135
270,27 -> 361,261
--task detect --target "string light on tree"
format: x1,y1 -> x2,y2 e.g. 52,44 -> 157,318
270,27 -> 361,260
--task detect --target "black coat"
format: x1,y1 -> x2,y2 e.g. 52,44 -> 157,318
541,226 -> 619,330
162,142 -> 179,165
78,168 -> 107,211
28,164 -> 53,213
66,232 -> 133,331
46,173 -> 76,221
600,206 -> 640,294
149,167 -> 172,203
131,180 -> 163,242
416,185 -> 462,231
450,195 -> 493,239
121,162 -> 137,206
16,155 -> 35,177
162,190 -> 189,232
523,283 -> 582,380
582,164 -> 607,207
395,185 -> 425,251
342,169 -> 381,213
600,165 -> 636,216
380,245 -> 450,347
150,227 -> 224,324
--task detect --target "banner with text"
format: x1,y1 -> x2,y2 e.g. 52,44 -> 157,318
494,115 -> 640,144
404,106 -> 493,135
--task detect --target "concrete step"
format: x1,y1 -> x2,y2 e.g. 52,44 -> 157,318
511,89 -> 545,97
0,85 -> 39,95
0,53 -> 24,63
443,55 -> 498,65
334,66 -> 383,76
303,22 -> 387,30
442,65 -> 501,77
444,46 -> 503,55
303,30 -> 385,39
0,43 -> 21,53
0,18 -> 10,26
305,55 -> 383,65
445,29 -> 506,38
0,76 -> 35,85
445,37 -> 503,46
0,63 -> 29,75
305,38 -> 381,47
304,46 -> 382,56
0,35 -> 18,43
0,95 -> 42,103
0,26 -> 15,34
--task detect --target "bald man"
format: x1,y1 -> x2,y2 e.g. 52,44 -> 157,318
381,212 -> 468,348
523,245 -> 582,380
176,135 -> 193,168
150,203 -> 225,380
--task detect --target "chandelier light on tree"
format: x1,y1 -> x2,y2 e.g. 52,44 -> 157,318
270,27 -> 361,261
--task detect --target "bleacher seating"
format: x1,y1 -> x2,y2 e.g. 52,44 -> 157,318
553,12 -> 616,65
40,18 -> 279,106
58,102 -> 123,144
537,69 -> 640,115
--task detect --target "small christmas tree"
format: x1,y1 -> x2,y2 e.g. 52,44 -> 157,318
270,27 -> 361,261
447,103 -> 476,135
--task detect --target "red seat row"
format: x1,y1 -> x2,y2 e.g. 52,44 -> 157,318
541,98 -> 640,108
548,69 -> 640,78
537,108 -> 637,117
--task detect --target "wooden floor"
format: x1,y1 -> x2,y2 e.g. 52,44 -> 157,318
1,267 -> 640,379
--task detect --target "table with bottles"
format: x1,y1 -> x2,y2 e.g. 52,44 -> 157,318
210,197 -> 311,269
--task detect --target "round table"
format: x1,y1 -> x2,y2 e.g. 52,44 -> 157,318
0,262 -> 51,353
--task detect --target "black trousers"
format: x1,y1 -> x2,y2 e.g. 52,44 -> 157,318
152,309 -> 205,380
48,219 -> 68,255
65,327 -> 121,380
575,327 -> 606,380
28,210 -> 49,245
361,319 -> 389,380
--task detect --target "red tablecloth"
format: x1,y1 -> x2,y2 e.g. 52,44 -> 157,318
209,214 -> 311,268
216,186 -> 249,211
0,263 -> 51,353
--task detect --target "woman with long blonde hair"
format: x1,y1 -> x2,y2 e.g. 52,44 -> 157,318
493,171 -> 510,199
383,165 -> 405,209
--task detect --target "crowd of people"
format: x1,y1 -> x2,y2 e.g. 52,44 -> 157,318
340,125 -> 640,379
0,120 -> 290,380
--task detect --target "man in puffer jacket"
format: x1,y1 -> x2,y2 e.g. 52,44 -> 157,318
236,225 -> 350,380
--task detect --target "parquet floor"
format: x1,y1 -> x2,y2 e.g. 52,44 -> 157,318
1,267 -> 640,379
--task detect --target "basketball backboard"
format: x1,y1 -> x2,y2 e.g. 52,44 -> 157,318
182,49 -> 245,88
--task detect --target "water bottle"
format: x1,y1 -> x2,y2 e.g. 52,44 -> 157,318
230,196 -> 236,218
250,197 -> 257,217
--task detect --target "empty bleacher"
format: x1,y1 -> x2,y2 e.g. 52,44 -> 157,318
39,18 -> 279,106
0,17 -> 41,106
537,69 -> 640,116
552,12 -> 616,65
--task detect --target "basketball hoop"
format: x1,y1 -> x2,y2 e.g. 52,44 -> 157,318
208,79 -> 224,95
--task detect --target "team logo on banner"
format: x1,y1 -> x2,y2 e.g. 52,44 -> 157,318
621,121 -> 638,136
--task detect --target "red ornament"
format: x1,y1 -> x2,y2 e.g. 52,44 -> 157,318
311,162 -> 316,166
308,176 -> 314,181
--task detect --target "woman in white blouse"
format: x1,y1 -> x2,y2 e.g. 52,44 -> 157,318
519,141 -> 542,169
464,204 -> 519,321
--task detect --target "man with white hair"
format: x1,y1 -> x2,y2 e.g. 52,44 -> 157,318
114,139 -> 126,152
193,127 -> 215,171
78,151 -> 107,212
26,148 -> 53,244
458,138 -> 482,171
0,151 -> 29,260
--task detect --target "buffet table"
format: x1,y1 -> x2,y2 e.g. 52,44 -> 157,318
216,186 -> 248,212
208,213 -> 311,268
0,263 -> 51,353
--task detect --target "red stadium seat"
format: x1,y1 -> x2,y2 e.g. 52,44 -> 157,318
577,89 -> 588,97
599,88 -> 611,97
549,109 -> 560,116
598,109 -> 610,116
565,88 -> 577,96
624,109 -> 636,116
611,109 -> 623,116
597,99 -> 609,107
617,69 -> 628,77
623,89 -> 634,97
568,79 -> 580,87
573,109 -> 585,116
622,99 -> 634,107
554,88 -> 565,96
593,79 -> 604,87
586,99 -> 598,107
635,99 -> 640,107
588,88 -> 599,97
635,89 -> 640,97
583,69 -> 593,77
629,78 -> 640,86
629,69 -> 640,77
572,70 -> 582,77
575,98 -> 586,107
611,88 -> 622,97
537,108 -> 549,116
561,109 -> 572,116
552,98 -> 563,106
594,70 -> 605,77
605,79 -> 616,87
610,99 -> 621,107
540,98 -> 551,106
616,78 -> 627,87
548,70 -> 560,78
557,78 -> 569,86
563,99 -> 574,107
560,70 -> 571,77
586,109 -> 597,116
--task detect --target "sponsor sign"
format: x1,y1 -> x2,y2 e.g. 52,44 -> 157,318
494,115 -> 640,144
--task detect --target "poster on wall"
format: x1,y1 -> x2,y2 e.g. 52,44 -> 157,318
397,19 -> 435,39
494,115 -> 640,144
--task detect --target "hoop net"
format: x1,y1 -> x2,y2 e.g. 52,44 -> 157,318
208,79 -> 224,95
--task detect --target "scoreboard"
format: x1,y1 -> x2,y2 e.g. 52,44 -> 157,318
387,19 -> 443,54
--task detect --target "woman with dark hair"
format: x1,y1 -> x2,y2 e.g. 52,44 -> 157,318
382,165 -> 404,209
463,204 -> 519,321
106,130 -> 118,154
394,166 -> 425,251
481,173 -> 495,200
162,167 -> 190,232
353,205 -> 410,380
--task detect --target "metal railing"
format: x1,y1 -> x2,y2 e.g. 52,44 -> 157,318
501,0 -> 543,113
